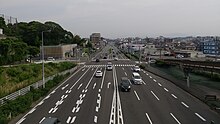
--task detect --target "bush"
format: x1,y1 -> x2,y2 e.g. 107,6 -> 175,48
139,64 -> 145,69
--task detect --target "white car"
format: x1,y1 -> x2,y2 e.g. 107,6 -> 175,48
133,66 -> 140,72
95,70 -> 103,77
132,72 -> 142,85
106,62 -> 113,70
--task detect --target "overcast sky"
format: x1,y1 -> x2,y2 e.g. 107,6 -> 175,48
1,0 -> 220,38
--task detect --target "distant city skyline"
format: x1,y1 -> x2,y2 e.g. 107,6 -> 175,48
1,0 -> 220,38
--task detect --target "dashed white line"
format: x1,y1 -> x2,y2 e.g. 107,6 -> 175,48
181,102 -> 189,108
94,116 -> 98,123
171,94 -> 178,99
142,81 -> 146,85
145,113 -> 153,124
124,72 -> 127,76
149,76 -> 152,78
195,113 -> 206,122
146,73 -> 149,75
170,113 -> 181,124
93,83 -> 96,89
151,91 -> 160,101
153,79 -> 157,82
134,90 -> 140,101
71,116 -> 76,123
77,83 -> 83,89
39,117 -> 45,123
66,116 -> 71,123
122,67 -> 124,70
164,88 -> 169,92
158,83 -> 162,87
16,118 -> 25,124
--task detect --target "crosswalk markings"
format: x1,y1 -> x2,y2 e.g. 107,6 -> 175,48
84,64 -> 135,67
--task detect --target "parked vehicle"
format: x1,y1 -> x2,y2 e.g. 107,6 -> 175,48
47,57 -> 55,61
120,77 -> 131,92
132,72 -> 142,85
96,59 -> 100,62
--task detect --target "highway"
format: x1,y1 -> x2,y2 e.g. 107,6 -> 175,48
16,45 -> 220,124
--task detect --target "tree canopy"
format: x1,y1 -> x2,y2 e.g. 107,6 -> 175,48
0,17 -> 87,65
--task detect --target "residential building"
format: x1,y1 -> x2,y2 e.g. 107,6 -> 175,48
200,39 -> 220,55
90,33 -> 101,48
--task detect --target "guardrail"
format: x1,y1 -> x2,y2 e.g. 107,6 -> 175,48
0,66 -> 78,105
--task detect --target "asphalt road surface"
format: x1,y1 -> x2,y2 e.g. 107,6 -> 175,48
16,46 -> 220,124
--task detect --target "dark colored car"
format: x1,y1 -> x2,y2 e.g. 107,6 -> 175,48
96,59 -> 100,62
103,56 -> 107,59
120,77 -> 131,92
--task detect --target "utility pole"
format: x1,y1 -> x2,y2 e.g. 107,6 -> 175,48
139,45 -> 141,64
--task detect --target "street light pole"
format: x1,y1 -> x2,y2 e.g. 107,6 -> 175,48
42,31 -> 45,88
42,30 -> 51,88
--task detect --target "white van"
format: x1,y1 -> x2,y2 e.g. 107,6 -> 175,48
132,72 -> 142,85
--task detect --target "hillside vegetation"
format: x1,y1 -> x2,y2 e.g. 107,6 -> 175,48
0,62 -> 76,98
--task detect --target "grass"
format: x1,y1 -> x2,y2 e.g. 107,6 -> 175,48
0,62 -> 76,98
153,65 -> 220,90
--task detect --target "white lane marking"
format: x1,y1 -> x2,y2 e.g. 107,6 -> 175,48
49,108 -> 53,113
164,88 -> 169,92
158,83 -> 162,87
77,83 -> 83,90
195,113 -> 206,122
145,113 -> 153,124
122,67 -> 124,70
124,72 -> 127,76
45,95 -> 50,99
170,113 -> 181,124
181,102 -> 189,108
16,118 -> 25,124
66,116 -> 71,123
107,82 -> 111,88
94,116 -> 98,123
151,91 -> 160,101
71,116 -> 76,123
37,101 -> 44,106
149,76 -> 152,78
146,73 -> 149,75
93,83 -> 96,89
62,84 -> 69,90
70,67 -> 90,90
82,68 -> 85,71
39,117 -> 45,123
85,68 -> 98,89
28,108 -> 36,114
51,90 -> 55,94
134,90 -> 140,101
153,79 -> 157,82
171,94 -> 178,99
100,69 -> 106,89
65,90 -> 69,94
142,80 -> 146,85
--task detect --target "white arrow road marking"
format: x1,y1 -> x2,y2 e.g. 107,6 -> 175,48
108,82 -> 111,88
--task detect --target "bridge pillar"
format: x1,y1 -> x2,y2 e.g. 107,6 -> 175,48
183,68 -> 192,88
